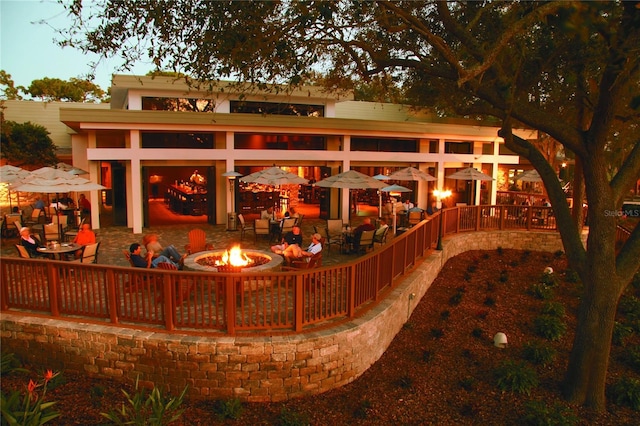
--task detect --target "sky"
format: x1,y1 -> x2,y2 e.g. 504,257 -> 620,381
0,0 -> 151,92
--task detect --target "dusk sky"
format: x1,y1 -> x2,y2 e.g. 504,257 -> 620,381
1,0 -> 150,92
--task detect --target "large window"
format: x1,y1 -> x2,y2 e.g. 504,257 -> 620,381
444,141 -> 472,154
142,97 -> 215,112
141,132 -> 214,149
235,134 -> 325,150
230,101 -> 324,117
351,137 -> 418,152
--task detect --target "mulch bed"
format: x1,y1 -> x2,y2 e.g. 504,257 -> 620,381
2,249 -> 637,425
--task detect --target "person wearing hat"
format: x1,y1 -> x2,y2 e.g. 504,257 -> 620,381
284,232 -> 323,264
19,227 -> 45,258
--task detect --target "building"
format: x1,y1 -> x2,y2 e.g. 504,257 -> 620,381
5,75 -> 536,233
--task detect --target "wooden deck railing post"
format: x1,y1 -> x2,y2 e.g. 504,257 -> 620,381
294,275 -> 304,332
224,276 -> 236,334
163,274 -> 175,331
475,206 -> 481,231
47,262 -> 60,317
348,265 -> 356,318
106,269 -> 119,324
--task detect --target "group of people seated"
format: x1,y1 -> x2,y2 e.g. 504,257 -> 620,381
19,222 -> 96,259
129,234 -> 187,269
270,225 -> 322,264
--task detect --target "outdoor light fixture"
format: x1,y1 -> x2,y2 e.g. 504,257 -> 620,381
222,171 -> 242,218
434,189 -> 452,250
493,332 -> 508,348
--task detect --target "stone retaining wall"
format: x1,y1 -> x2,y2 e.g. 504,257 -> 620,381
1,230 -> 567,402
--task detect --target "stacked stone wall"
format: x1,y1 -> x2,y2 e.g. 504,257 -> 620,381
1,230 -> 568,401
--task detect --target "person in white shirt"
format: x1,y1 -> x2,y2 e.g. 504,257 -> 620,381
284,233 -> 322,264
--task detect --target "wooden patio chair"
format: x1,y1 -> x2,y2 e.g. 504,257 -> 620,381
281,252 -> 323,270
237,214 -> 254,241
184,229 -> 214,254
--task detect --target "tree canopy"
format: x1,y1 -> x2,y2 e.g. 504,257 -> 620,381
0,119 -> 58,167
0,72 -> 107,102
61,0 -> 640,411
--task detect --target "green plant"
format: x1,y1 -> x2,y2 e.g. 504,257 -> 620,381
0,369 -> 61,425
499,270 -> 509,283
619,295 -> 640,321
522,340 -> 557,366
609,377 -> 640,410
554,250 -> 564,258
211,397 -> 244,421
540,272 -> 559,287
440,310 -> 450,320
521,400 -> 579,425
277,406 -> 310,426
495,360 -> 538,395
430,328 -> 445,339
541,301 -> 565,317
101,377 -> 188,425
353,399 -> 372,419
486,281 -> 496,292
422,350 -> 434,363
484,296 -> 496,307
533,314 -> 567,341
402,321 -> 414,330
564,269 -> 580,283
0,352 -> 29,376
448,292 -> 463,305
621,345 -> 640,373
459,377 -> 476,391
612,322 -> 634,347
471,328 -> 484,338
481,253 -> 490,260
496,247 -> 504,256
528,283 -> 554,300
466,264 -> 477,273
395,375 -> 413,389
463,272 -> 472,281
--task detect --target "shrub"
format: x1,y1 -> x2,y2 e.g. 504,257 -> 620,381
277,407 -> 310,426
496,247 -> 504,256
521,400 -> 579,426
533,314 -> 567,341
484,296 -> 496,307
449,292 -> 463,306
564,269 -> 580,283
495,360 -> 538,395
101,377 -> 188,425
613,322 -> 634,347
422,350 -> 434,363
554,250 -> 564,258
541,301 -> 565,318
471,328 -> 484,338
486,281 -> 496,292
499,270 -> 509,283
0,369 -> 61,425
621,345 -> 640,373
522,340 -> 556,366
430,328 -> 445,339
402,321 -> 414,330
467,264 -> 477,273
618,295 -> 640,321
459,377 -> 476,391
475,309 -> 489,319
211,398 -> 244,421
395,375 -> 413,389
0,352 -> 28,376
540,272 -> 559,287
609,377 -> 640,410
463,272 -> 472,282
440,310 -> 450,320
528,283 -> 554,300
481,253 -> 490,260
353,399 -> 372,419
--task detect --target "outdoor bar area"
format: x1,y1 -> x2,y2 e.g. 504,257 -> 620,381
164,170 -> 208,216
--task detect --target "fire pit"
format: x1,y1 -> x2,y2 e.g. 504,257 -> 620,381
182,247 -> 283,273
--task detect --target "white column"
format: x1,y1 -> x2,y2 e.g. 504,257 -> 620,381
342,136 -> 351,221
130,130 -> 143,234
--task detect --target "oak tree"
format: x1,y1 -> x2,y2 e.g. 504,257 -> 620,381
62,0 -> 640,410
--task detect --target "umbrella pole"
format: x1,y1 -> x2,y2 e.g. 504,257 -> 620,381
378,191 -> 382,219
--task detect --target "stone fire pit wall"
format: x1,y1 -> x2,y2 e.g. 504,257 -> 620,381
0,231 -> 570,402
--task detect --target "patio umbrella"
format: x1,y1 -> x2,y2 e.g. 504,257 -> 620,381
240,166 -> 308,186
514,169 -> 542,182
446,167 -> 494,205
382,184 -> 413,233
314,170 -> 387,189
55,162 -> 89,175
0,165 -> 30,209
30,166 -> 78,180
388,167 -> 436,182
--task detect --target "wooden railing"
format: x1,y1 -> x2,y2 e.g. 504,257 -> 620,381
5,204 -> 616,335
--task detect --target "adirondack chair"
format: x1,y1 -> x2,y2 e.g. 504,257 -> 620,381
184,229 -> 214,254
156,262 -> 194,304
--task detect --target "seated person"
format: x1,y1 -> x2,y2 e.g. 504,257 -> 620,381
271,226 -> 302,255
34,196 -> 46,210
285,206 -> 300,219
19,227 -> 45,258
350,217 -> 376,252
73,223 -> 97,258
426,201 -> 439,216
261,207 -> 275,221
129,243 -> 181,269
375,219 -> 389,237
283,233 -> 323,264
143,233 -> 185,263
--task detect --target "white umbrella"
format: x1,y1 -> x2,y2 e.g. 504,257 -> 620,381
240,166 -> 308,186
56,162 -> 89,175
389,167 -> 436,182
372,174 -> 391,180
381,185 -> 413,233
446,167 -> 494,205
0,165 -> 30,209
314,170 -> 387,189
30,166 -> 78,180
14,176 -> 105,193
514,169 -> 542,182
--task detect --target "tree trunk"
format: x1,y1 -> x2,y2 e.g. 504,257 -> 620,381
563,275 -> 621,410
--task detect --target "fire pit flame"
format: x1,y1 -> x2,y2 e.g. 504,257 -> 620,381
215,245 -> 253,268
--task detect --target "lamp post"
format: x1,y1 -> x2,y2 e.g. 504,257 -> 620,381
434,189 -> 451,250
222,171 -> 242,231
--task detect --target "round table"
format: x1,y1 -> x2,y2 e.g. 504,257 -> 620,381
37,243 -> 82,260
